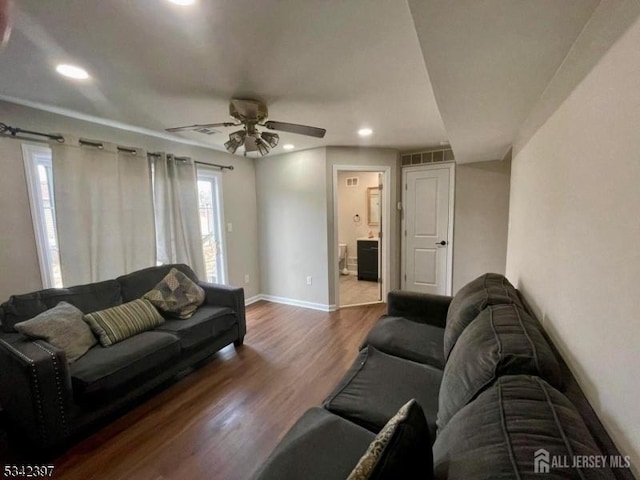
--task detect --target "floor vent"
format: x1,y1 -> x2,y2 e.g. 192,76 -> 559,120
401,148 -> 454,167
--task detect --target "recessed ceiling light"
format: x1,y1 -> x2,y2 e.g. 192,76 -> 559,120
358,128 -> 373,137
168,0 -> 197,5
55,64 -> 90,80
283,144 -> 295,150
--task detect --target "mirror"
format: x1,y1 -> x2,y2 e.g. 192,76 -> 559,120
367,187 -> 380,226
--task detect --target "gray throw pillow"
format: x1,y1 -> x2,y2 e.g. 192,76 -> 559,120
437,304 -> 563,430
444,273 -> 524,359
14,301 -> 97,363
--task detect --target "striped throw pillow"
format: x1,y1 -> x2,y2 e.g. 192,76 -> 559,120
84,299 -> 164,347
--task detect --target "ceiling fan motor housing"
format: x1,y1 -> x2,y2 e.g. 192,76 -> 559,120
229,99 -> 269,123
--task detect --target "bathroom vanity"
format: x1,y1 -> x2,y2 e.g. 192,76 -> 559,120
357,238 -> 379,282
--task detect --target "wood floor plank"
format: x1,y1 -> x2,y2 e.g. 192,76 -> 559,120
1,301 -> 384,480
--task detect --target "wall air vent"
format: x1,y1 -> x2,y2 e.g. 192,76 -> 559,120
401,148 -> 454,167
345,176 -> 359,187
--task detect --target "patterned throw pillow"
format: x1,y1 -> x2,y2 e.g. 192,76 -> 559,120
84,299 -> 164,347
348,399 -> 433,479
14,301 -> 97,363
143,267 -> 205,319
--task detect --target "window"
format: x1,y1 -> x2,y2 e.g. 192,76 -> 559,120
197,167 -> 227,284
22,144 -> 63,288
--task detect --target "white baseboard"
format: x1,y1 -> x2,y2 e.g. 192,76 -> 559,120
244,295 -> 263,306
252,294 -> 336,312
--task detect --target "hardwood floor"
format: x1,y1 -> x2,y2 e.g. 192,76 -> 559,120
1,301 -> 384,480
339,274 -> 381,306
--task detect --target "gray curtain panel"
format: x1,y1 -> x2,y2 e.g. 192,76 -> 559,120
150,153 -> 206,280
51,136 -> 156,286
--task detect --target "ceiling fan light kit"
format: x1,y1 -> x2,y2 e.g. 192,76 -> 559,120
166,99 -> 326,157
260,131 -> 279,148
224,137 -> 242,154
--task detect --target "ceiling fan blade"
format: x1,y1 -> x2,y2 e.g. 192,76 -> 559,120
264,120 -> 326,138
165,122 -> 237,133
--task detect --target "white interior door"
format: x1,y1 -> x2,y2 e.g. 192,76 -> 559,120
403,166 -> 452,295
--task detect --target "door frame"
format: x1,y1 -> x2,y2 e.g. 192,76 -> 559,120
332,165 -> 392,308
401,163 -> 455,295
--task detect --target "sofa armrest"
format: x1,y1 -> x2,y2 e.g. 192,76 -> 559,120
0,336 -> 72,449
387,290 -> 452,328
198,282 -> 246,340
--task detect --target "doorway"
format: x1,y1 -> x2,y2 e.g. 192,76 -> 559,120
401,163 -> 455,295
333,166 -> 391,308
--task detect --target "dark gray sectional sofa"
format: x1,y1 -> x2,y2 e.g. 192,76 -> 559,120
254,274 -> 634,480
0,264 -> 245,451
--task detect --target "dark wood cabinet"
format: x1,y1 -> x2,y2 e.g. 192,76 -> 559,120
357,240 -> 379,282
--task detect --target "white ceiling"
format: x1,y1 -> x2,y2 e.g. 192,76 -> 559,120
409,0 -> 600,163
0,0 -> 449,155
0,1 -> 605,162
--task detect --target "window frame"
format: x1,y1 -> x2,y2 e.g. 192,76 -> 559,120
22,143 -> 62,288
196,166 -> 228,285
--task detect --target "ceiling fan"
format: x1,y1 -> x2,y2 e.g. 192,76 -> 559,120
166,99 -> 326,156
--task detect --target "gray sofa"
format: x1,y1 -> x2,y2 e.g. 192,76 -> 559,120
0,264 -> 245,451
254,274 -> 634,480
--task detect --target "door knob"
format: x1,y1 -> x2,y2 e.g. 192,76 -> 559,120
436,240 -> 448,246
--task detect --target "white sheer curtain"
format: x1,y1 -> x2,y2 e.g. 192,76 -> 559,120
150,153 -> 206,279
51,136 -> 156,286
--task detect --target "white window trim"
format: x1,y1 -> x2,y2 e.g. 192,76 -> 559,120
22,143 -> 60,289
197,166 -> 229,285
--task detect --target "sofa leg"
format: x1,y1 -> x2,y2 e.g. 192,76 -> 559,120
234,337 -> 244,347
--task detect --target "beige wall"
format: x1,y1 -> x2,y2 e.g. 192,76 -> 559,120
337,171 -> 380,272
255,146 -> 399,309
326,147 -> 400,306
507,15 -> 640,476
256,148 -> 330,306
452,159 -> 511,293
0,101 -> 261,300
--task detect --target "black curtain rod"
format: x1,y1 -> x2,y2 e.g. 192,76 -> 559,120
193,160 -> 235,170
0,122 -> 234,171
0,122 -> 64,143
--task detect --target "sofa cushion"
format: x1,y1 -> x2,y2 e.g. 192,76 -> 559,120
155,306 -> 236,349
84,299 -> 165,347
437,304 -> 563,430
348,399 -> 433,480
144,268 -> 205,319
1,280 -> 122,333
117,264 -> 199,303
253,407 -> 375,480
14,302 -> 97,363
433,375 -> 615,480
362,315 -> 445,369
69,331 -> 181,398
444,273 -> 523,359
324,347 -> 442,440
